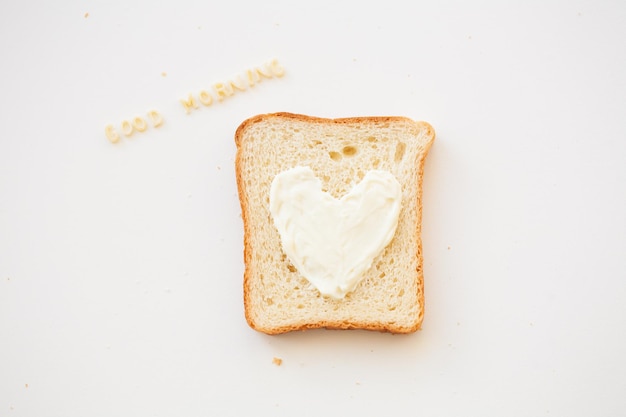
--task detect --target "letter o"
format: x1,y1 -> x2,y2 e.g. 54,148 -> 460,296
121,120 -> 133,137
199,90 -> 213,106
132,116 -> 147,132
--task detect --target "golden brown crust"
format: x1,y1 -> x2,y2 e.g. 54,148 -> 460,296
235,112 -> 425,147
235,112 -> 435,335
235,122 -> 255,331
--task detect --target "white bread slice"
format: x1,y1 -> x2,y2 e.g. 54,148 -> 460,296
235,113 -> 435,334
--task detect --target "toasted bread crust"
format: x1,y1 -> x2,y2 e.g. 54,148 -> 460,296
235,113 -> 434,335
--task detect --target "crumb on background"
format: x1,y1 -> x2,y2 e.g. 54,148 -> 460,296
272,357 -> 282,366
161,72 -> 167,77
84,12 -> 89,18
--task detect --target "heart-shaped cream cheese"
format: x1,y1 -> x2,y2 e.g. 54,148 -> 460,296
269,166 -> 402,299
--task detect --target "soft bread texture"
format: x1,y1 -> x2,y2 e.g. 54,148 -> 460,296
235,113 -> 435,334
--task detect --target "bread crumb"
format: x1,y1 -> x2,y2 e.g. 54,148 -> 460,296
161,72 -> 167,77
84,12 -> 89,18
447,246 -> 451,250
272,357 -> 283,366
24,383 -> 28,388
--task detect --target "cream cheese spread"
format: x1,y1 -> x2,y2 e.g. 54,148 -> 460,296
269,166 -> 402,299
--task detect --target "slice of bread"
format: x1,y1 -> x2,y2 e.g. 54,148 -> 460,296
235,113 -> 435,334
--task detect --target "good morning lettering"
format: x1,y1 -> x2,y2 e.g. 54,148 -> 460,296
105,59 -> 285,144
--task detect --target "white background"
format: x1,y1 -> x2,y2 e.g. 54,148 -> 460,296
1,1 -> 625,416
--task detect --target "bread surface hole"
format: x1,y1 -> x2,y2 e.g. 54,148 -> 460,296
342,145 -> 357,157
367,136 -> 376,142
394,141 -> 406,162
287,264 -> 297,273
329,151 -> 342,161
